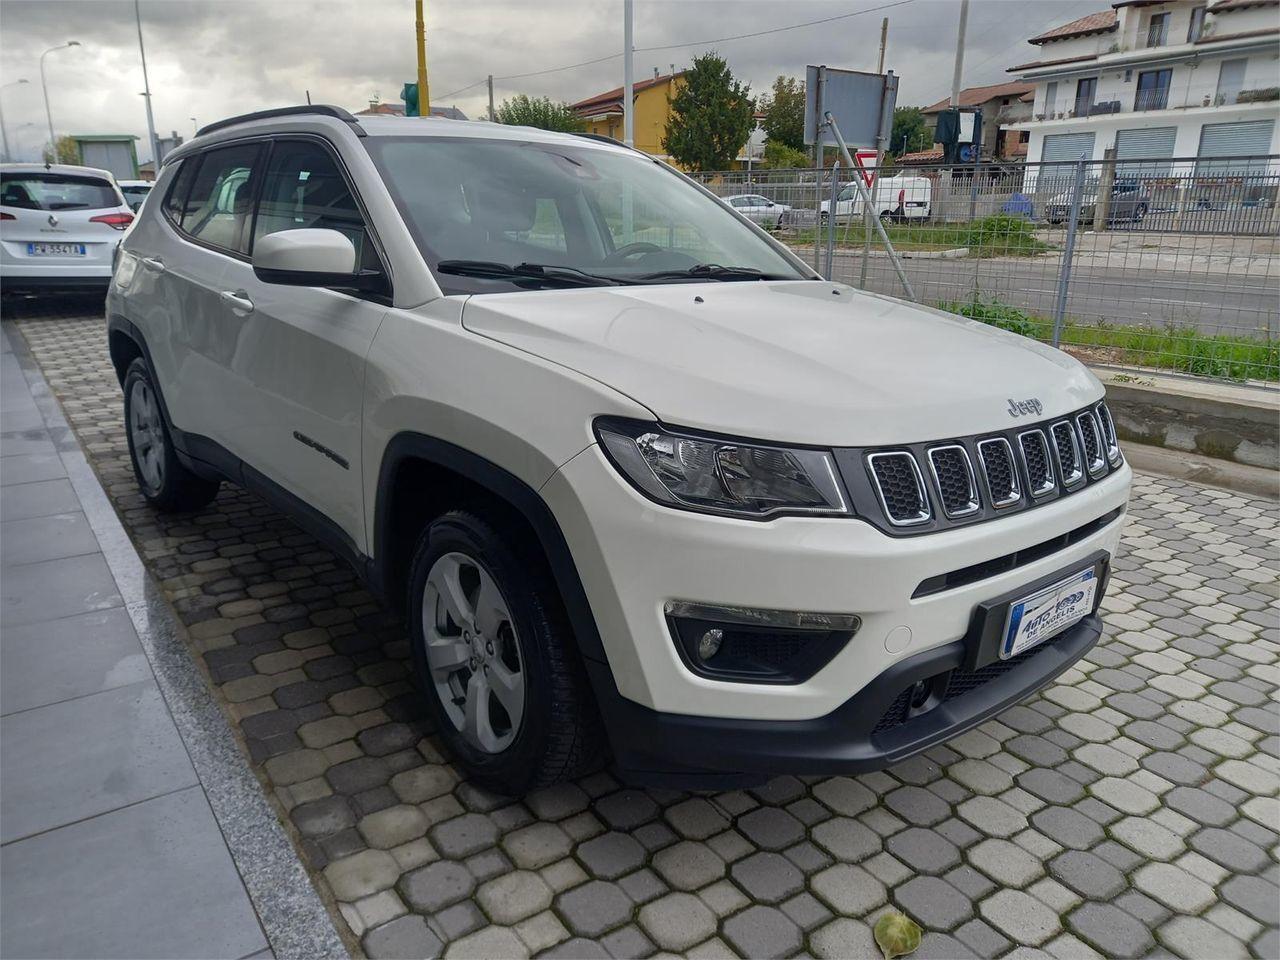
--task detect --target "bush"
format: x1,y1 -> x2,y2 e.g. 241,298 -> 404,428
940,298 -> 1045,338
964,215 -> 1050,256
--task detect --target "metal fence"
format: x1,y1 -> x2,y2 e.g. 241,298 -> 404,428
693,156 -> 1280,383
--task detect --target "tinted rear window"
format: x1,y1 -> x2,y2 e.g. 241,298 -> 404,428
0,173 -> 118,211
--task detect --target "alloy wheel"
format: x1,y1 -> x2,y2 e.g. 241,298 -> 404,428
128,379 -> 165,494
421,551 -> 526,754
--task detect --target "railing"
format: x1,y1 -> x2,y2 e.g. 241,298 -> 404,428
691,155 -> 1280,383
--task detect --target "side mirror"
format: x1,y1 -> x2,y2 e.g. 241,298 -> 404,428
253,228 -> 359,286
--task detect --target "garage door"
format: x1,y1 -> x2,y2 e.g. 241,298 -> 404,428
1115,127 -> 1177,178
1039,132 -> 1096,189
1195,120 -> 1275,175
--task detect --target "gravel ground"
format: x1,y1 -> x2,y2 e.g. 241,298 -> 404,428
7,299 -> 1279,960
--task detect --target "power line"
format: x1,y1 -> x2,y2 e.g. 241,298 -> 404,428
438,0 -> 918,101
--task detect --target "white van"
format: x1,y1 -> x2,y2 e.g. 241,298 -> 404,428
819,175 -> 932,223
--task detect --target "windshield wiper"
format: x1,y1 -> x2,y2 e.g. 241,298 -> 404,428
632,263 -> 791,283
436,260 -> 631,287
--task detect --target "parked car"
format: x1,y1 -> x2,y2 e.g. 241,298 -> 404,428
1046,179 -> 1150,225
820,176 -> 932,224
1,163 -> 134,294
108,106 -> 1130,794
722,194 -> 791,229
118,179 -> 154,212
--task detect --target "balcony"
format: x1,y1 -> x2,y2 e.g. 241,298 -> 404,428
1135,88 -> 1170,111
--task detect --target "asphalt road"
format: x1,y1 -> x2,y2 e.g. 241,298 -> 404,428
831,254 -> 1280,338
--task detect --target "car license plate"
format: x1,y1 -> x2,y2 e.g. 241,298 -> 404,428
1001,567 -> 1097,659
27,242 -> 85,257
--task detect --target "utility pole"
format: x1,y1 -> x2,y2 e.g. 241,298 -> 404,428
876,17 -> 888,73
950,0 -> 969,108
135,0 -> 160,168
487,75 -> 495,122
39,41 -> 79,161
415,0 -> 431,116
623,0 -> 635,146
0,79 -> 29,164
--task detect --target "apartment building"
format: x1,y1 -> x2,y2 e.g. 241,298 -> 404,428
1007,0 -> 1279,179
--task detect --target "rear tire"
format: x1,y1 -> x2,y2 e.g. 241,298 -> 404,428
123,358 -> 220,512
407,509 -> 607,795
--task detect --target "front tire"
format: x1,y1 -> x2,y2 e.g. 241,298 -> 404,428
123,358 -> 219,512
407,510 -> 606,794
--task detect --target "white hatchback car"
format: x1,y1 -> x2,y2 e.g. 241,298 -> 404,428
1,163 -> 134,294
722,193 -> 791,229
107,106 -> 1130,794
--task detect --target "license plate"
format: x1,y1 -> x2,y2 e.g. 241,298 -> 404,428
27,242 -> 85,257
1001,567 -> 1097,659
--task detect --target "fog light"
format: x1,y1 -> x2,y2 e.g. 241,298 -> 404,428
697,628 -> 724,662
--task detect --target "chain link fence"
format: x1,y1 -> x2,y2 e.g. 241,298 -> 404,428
693,156 -> 1280,383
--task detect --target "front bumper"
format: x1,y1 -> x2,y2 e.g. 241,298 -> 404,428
592,611 -> 1102,787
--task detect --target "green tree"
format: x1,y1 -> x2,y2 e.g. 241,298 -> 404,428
760,140 -> 809,170
662,52 -> 754,172
495,94 -> 584,133
889,106 -> 932,157
758,75 -> 805,151
41,135 -> 79,165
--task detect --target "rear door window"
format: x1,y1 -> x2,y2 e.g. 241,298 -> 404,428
180,142 -> 265,255
162,159 -> 199,223
0,173 -> 119,211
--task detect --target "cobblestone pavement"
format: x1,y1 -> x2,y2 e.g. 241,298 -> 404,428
9,305 -> 1280,960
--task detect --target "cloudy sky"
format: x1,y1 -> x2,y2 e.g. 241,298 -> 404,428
0,0 -> 1091,162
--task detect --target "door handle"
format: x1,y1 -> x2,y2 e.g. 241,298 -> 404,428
141,256 -> 165,272
219,289 -> 255,314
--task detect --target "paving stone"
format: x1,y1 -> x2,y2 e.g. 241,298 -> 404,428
811,816 -> 880,862
812,776 -> 877,815
736,806 -> 805,851
885,785 -> 951,826
810,918 -> 877,959
651,840 -> 725,891
555,880 -> 633,938
1049,850 -> 1125,900
637,892 -> 717,952
1067,902 -> 1154,957
722,905 -> 803,959
475,870 -> 552,925
442,926 -> 528,960
363,914 -> 444,959
885,826 -> 959,874
616,866 -> 665,906
1188,827 -> 1270,873
1220,874 -> 1280,924
1030,806 -> 1105,850
502,822 -> 573,869
357,804 -> 428,850
1159,916 -> 1251,960
894,876 -> 973,930
540,937 -> 606,959
969,838 -> 1044,886
730,851 -> 805,904
663,798 -> 729,840
292,795 -> 355,837
979,889 -> 1061,946
575,831 -> 646,880
525,783 -> 590,821
781,891 -> 832,932
430,813 -> 500,859
325,848 -> 400,900
399,860 -> 475,912
594,790 -> 658,830
956,918 -> 1012,957
810,864 -> 886,915
598,924 -> 654,960
434,900 -> 486,941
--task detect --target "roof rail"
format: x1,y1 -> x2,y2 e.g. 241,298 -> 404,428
574,132 -> 637,151
196,105 -> 365,138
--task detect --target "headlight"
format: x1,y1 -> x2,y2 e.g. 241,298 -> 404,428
595,418 -> 850,519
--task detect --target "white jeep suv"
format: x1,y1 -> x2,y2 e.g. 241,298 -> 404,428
107,106 -> 1131,794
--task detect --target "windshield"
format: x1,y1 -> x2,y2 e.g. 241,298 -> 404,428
363,136 -> 810,293
0,173 -> 119,211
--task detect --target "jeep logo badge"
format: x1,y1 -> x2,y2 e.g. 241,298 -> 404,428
1007,397 -> 1043,418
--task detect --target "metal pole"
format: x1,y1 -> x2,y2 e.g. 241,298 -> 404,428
950,0 -> 969,108
0,80 -> 28,164
826,111 -> 916,301
415,0 -> 430,116
623,0 -> 635,146
813,66 -> 827,273
826,160 -> 840,280
135,0 -> 160,170
487,75 -> 496,122
40,50 -> 57,158
1052,155 -> 1088,346
877,17 -> 888,74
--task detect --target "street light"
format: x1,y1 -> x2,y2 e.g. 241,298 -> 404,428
190,117 -> 198,136
0,78 -> 30,163
39,40 -> 80,160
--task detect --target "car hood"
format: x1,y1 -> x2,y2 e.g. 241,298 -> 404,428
459,280 -> 1102,446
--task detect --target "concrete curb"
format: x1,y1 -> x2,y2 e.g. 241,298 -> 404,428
1121,442 -> 1279,500
1093,366 -> 1279,472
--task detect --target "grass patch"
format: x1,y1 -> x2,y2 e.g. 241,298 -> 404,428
941,297 -> 1280,382
792,215 -> 1053,257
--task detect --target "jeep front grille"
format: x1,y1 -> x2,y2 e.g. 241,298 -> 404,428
927,445 -> 979,518
976,437 -> 1020,508
843,402 -> 1122,536
1051,420 -> 1083,485
1018,429 -> 1056,499
1076,412 -> 1106,477
867,452 -> 931,526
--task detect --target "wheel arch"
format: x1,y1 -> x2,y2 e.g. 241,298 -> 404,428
372,432 -> 609,668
